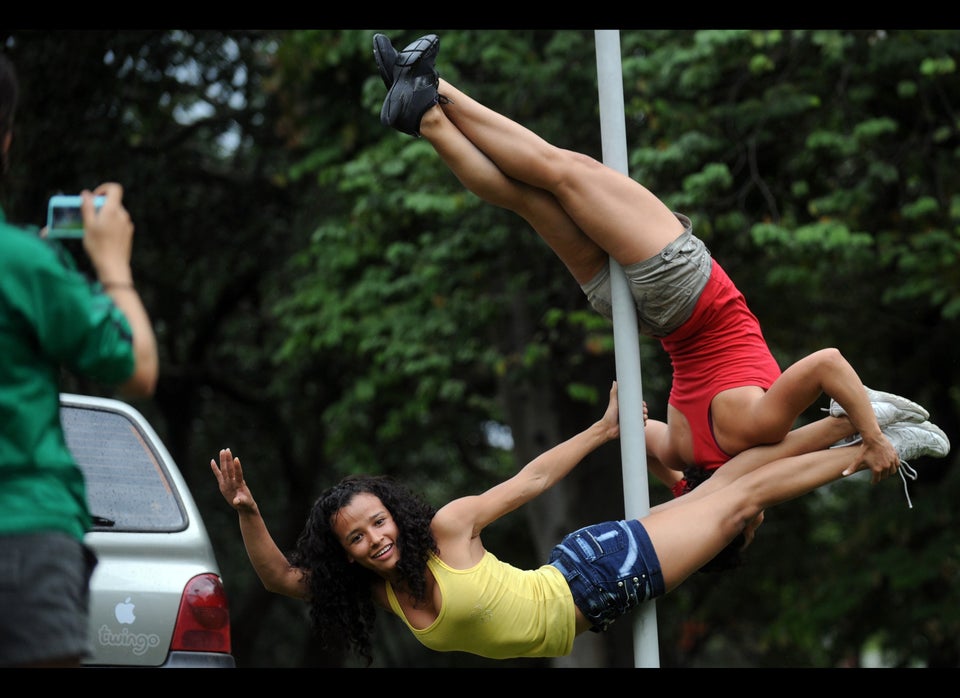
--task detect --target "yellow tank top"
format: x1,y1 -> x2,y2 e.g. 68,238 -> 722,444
385,550 -> 576,659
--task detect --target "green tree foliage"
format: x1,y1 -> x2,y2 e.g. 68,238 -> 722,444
2,29 -> 957,667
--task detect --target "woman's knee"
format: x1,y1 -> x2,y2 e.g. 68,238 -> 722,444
542,148 -> 603,189
811,346 -> 846,373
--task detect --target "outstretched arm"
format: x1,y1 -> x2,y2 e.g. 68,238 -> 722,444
434,382 -> 620,541
210,448 -> 309,600
82,183 -> 159,397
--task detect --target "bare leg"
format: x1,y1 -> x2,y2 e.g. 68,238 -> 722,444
642,444 -> 859,591
431,80 -> 685,267
651,414 -> 856,512
418,100 -> 606,284
647,414 -> 857,561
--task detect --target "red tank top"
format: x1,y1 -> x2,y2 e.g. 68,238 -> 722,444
660,260 -> 782,471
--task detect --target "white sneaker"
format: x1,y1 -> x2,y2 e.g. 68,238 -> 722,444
824,386 -> 929,426
831,419 -> 950,453
832,421 -> 950,508
882,420 -> 950,509
883,420 -> 950,461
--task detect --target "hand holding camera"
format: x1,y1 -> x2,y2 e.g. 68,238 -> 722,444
47,183 -> 136,286
46,194 -> 106,239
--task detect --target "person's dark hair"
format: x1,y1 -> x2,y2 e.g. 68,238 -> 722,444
680,466 -> 744,573
290,474 -> 438,665
0,53 -> 17,175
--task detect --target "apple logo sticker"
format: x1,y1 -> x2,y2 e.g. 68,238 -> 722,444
114,597 -> 136,625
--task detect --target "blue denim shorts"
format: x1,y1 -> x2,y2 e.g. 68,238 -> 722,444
0,533 -> 98,666
580,213 -> 713,338
548,519 -> 665,633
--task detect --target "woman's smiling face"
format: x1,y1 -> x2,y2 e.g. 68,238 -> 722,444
332,491 -> 401,574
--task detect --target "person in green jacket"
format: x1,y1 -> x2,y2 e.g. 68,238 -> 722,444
0,52 -> 159,668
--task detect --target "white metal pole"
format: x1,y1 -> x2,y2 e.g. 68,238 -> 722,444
594,29 -> 660,669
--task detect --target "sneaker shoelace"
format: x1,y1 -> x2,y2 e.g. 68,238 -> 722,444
830,434 -> 918,508
898,460 -> 918,509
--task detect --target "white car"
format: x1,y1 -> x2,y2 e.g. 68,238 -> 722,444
60,393 -> 236,668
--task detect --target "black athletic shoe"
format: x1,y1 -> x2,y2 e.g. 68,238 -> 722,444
373,33 -> 397,89
379,34 -> 440,137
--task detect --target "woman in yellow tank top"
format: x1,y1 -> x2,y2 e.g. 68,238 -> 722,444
211,381 -> 947,665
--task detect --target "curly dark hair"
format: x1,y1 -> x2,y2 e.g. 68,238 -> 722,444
677,466 -> 746,574
289,474 -> 438,665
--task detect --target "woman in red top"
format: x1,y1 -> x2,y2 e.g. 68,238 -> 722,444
374,33 -> 929,495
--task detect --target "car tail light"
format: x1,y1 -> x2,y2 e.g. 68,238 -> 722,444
170,573 -> 232,654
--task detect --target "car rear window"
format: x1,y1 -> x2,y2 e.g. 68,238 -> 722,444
61,404 -> 187,532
